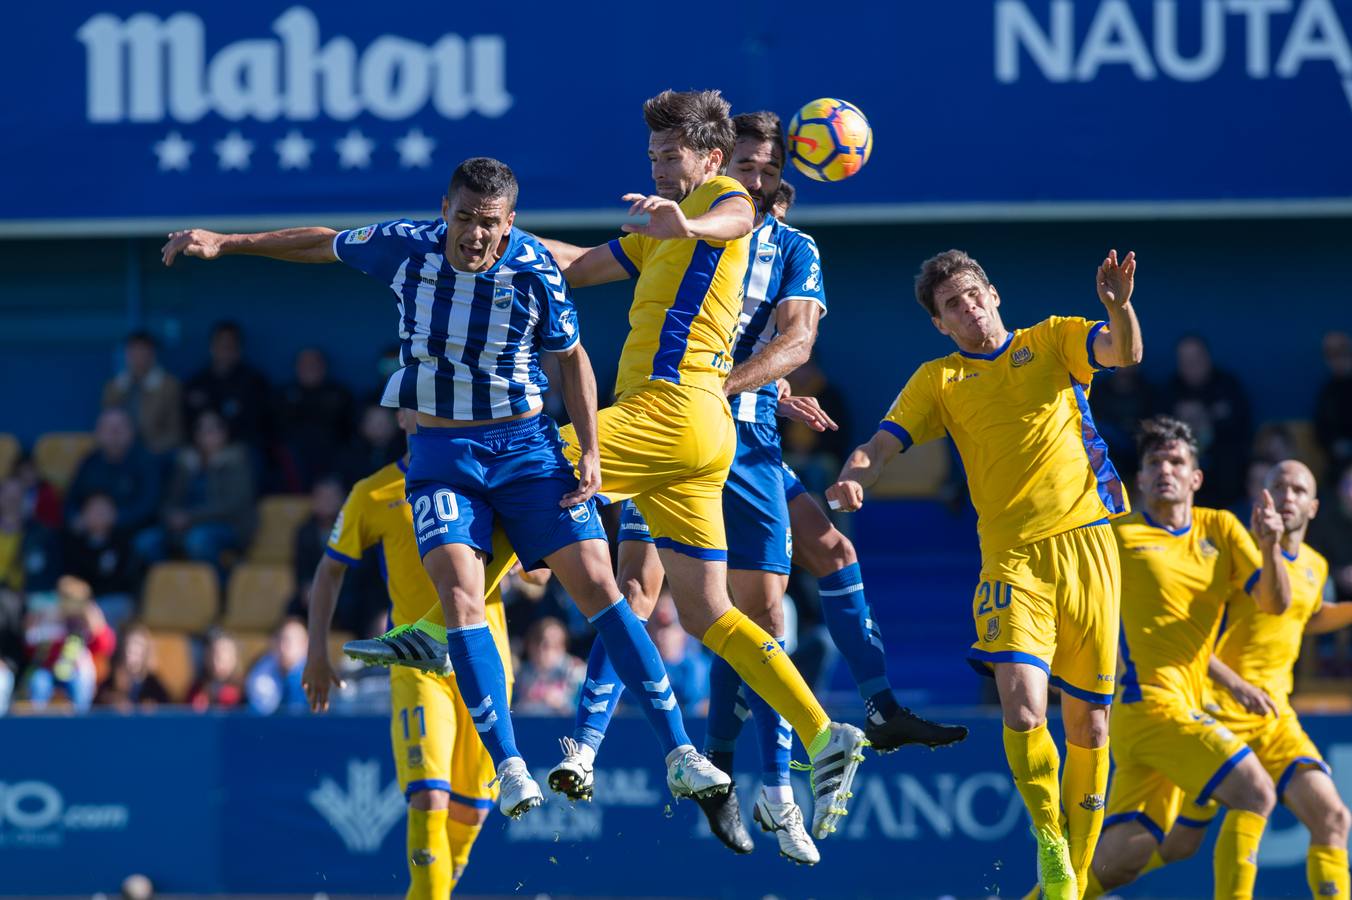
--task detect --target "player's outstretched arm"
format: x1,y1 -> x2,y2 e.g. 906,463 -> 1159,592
725,301 -> 821,396
161,227 -> 340,266
302,554 -> 348,713
1207,655 -> 1279,717
538,238 -> 631,288
1306,601 -> 1352,635
552,343 -> 602,508
1251,489 -> 1294,615
1091,249 -> 1143,368
620,192 -> 754,243
826,430 -> 905,512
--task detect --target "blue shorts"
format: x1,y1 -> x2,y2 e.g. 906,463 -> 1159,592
405,414 -> 605,570
619,421 -> 792,574
780,461 -> 807,503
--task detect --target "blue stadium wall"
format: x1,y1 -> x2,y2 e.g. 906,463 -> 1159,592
0,216 -> 1344,447
3,711 -> 1351,898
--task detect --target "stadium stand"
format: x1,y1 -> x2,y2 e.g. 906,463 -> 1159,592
32,431 -> 94,490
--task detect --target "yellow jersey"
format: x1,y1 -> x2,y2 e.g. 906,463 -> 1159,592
1215,542 -> 1329,703
882,316 -> 1128,557
1114,507 -> 1260,705
607,175 -> 754,400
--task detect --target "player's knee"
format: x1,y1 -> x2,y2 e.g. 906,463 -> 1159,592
1002,705 -> 1045,732
1314,799 -> 1351,845
1238,773 -> 1277,816
448,800 -> 489,826
408,788 -> 450,811
803,528 -> 854,578
1159,826 -> 1205,863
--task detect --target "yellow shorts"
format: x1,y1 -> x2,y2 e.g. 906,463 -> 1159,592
1104,695 -> 1250,838
392,597 -> 512,808
1208,693 -> 1328,801
559,380 -> 736,554
967,522 -> 1121,703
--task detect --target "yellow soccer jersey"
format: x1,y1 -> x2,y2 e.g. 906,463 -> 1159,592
607,175 -> 754,400
1115,507 -> 1261,704
1216,542 -> 1329,703
881,316 -> 1128,556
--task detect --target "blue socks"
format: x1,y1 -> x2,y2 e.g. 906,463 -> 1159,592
818,563 -> 901,722
588,599 -> 690,755
704,641 -> 790,787
574,634 -> 624,752
445,622 -> 520,767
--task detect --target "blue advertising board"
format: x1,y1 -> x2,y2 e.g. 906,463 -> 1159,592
5,0 -> 1352,234
1,711 -> 1349,897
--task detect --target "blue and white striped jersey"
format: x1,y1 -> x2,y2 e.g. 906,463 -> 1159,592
333,220 -> 579,421
729,217 -> 827,425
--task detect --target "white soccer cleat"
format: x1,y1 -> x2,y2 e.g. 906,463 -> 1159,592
806,722 -> 867,840
492,757 -> 543,819
665,745 -> 731,800
753,794 -> 820,866
547,736 -> 595,802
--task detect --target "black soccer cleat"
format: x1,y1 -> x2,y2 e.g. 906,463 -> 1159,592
695,782 -> 755,854
865,707 -> 969,753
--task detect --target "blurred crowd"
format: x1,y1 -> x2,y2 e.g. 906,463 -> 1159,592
1,320 -> 1349,715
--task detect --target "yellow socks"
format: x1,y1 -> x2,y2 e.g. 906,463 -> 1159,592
1083,866 -> 1107,899
1308,845 -> 1350,899
446,818 -> 483,890
406,808 -> 451,900
701,607 -> 831,751
1214,809 -> 1267,900
1004,722 -> 1062,835
1062,742 -> 1110,890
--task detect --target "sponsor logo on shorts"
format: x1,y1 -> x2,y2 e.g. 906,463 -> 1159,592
1011,346 -> 1035,367
1078,793 -> 1105,811
345,225 -> 375,244
984,617 -> 1001,642
568,503 -> 590,523
406,745 -> 423,768
419,525 -> 450,540
1097,673 -> 1115,683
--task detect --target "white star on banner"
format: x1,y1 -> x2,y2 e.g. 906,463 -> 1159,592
396,127 -> 436,168
215,130 -> 254,171
153,131 -> 194,171
335,129 -> 375,169
275,129 -> 314,170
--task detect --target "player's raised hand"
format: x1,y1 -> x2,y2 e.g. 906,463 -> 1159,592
302,650 -> 346,713
161,228 -> 227,266
778,394 -> 838,433
825,479 -> 864,513
620,193 -> 693,239
561,449 -> 601,508
1096,249 -> 1136,309
1252,489 -> 1284,547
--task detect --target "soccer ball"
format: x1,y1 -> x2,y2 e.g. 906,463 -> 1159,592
787,98 -> 873,182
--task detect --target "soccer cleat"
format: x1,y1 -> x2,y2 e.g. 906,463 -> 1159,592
694,783 -> 755,854
865,706 -> 969,753
1033,826 -> 1078,900
802,722 -> 867,840
547,737 -> 595,802
753,794 -> 820,866
666,746 -> 732,800
343,622 -> 450,674
491,757 -> 543,820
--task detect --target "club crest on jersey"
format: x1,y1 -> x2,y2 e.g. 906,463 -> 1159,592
1198,537 -> 1219,558
492,283 -> 513,309
757,241 -> 776,263
568,503 -> 590,523
406,744 -> 424,767
984,616 -> 1001,642
346,226 -> 375,244
1011,346 -> 1035,367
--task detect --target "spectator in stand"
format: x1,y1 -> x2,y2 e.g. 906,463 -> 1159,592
647,588 -> 711,715
273,348 -> 355,491
1159,334 -> 1253,508
24,579 -> 116,712
188,628 -> 244,711
102,331 -> 183,455
336,403 -> 404,488
64,408 -> 162,534
0,476 -> 59,594
781,358 -> 853,493
514,616 -> 586,716
183,320 -> 272,452
94,621 -> 171,709
290,476 -> 346,617
10,455 -> 62,530
138,411 -> 256,566
246,617 -> 308,714
0,586 -> 20,713
60,492 -> 140,627
1089,365 -> 1156,482
1315,330 -> 1352,478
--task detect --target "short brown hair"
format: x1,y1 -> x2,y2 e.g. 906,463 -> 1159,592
643,90 -> 735,163
914,250 -> 991,317
1136,415 -> 1200,464
732,110 -> 786,165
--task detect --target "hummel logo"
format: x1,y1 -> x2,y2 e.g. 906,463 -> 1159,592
308,759 -> 404,853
